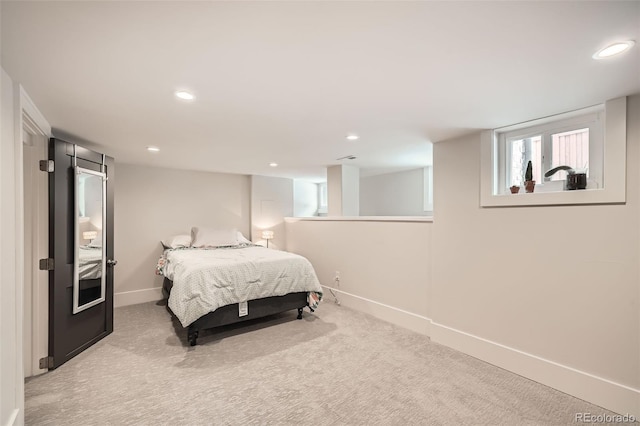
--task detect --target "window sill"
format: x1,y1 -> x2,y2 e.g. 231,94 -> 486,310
481,188 -> 624,207
285,216 -> 433,223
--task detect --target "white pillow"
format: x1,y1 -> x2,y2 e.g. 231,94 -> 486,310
191,227 -> 239,248
161,234 -> 191,249
237,231 -> 252,244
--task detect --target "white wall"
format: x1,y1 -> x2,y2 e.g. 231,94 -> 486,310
293,180 -> 318,217
327,165 -> 359,216
250,175 -> 293,250
431,94 -> 640,417
327,165 -> 343,216
114,164 -> 250,306
341,165 -> 359,216
360,168 -> 430,216
1,66 -> 23,426
285,218 -> 432,335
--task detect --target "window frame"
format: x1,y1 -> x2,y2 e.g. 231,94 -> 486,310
480,97 -> 626,207
317,182 -> 328,214
498,111 -> 603,193
423,166 -> 433,212
501,132 -> 542,190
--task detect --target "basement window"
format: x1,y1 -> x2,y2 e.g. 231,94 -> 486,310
498,111 -> 602,194
480,97 -> 627,207
317,182 -> 328,215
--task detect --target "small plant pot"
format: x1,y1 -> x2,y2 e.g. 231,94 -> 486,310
524,180 -> 536,193
510,185 -> 520,194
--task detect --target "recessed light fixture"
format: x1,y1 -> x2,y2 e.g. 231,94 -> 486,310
346,133 -> 359,141
147,146 -> 160,152
269,162 -> 278,167
593,41 -> 635,59
175,91 -> 195,100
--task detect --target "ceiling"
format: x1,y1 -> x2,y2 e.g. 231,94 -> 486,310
2,1 -> 638,182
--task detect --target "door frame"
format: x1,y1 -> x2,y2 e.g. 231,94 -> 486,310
16,84 -> 51,380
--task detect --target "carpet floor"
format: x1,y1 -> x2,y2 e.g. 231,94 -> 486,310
25,300 -> 623,425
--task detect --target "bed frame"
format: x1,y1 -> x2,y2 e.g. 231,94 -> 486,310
162,278 -> 308,346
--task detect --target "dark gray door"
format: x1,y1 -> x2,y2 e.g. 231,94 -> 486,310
48,138 -> 114,369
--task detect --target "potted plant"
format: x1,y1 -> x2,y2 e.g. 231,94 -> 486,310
510,185 -> 520,194
524,160 -> 535,193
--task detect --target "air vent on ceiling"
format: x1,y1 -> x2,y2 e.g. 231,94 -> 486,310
336,155 -> 357,160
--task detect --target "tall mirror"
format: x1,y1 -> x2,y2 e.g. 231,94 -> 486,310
74,166 -> 106,314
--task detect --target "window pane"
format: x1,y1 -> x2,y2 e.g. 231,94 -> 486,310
509,135 -> 542,185
550,128 -> 589,181
318,182 -> 328,207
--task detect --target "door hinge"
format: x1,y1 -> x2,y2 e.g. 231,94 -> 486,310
39,258 -> 54,271
39,160 -> 54,172
39,356 -> 54,369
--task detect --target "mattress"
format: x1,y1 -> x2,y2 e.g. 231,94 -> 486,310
159,246 -> 323,327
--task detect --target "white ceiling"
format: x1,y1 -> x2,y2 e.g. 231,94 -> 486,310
2,1 -> 638,182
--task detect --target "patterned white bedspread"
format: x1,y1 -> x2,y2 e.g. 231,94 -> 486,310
161,246 -> 323,327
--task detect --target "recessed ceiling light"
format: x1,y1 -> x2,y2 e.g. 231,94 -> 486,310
175,91 -> 195,100
593,41 -> 635,59
147,146 -> 160,152
346,134 -> 359,141
269,162 -> 278,167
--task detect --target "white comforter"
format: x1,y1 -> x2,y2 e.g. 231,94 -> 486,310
162,246 -> 323,327
79,246 -> 102,280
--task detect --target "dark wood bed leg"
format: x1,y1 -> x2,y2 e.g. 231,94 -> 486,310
188,328 -> 199,346
297,308 -> 303,320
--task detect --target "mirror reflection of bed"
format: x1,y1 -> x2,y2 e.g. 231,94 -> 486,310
75,167 -> 106,312
78,243 -> 102,305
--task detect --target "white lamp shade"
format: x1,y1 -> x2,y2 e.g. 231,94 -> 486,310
262,230 -> 274,240
83,231 -> 98,240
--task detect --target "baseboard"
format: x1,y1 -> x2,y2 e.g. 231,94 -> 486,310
114,287 -> 163,308
321,285 -> 431,336
430,320 -> 640,419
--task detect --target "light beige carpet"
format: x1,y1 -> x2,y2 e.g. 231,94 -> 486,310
25,300 -> 625,425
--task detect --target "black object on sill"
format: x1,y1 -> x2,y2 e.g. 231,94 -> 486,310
566,172 -> 587,190
544,166 -> 587,190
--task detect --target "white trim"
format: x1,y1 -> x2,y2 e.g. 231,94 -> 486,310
603,96 -> 627,202
4,409 -> 19,426
12,82 -> 26,426
423,166 -> 433,212
430,321 -> 640,418
19,85 -> 51,380
494,104 -> 603,133
286,216 -> 433,223
22,139 -> 49,378
114,287 -> 164,308
19,86 -> 51,137
480,97 -> 627,207
321,285 -> 431,336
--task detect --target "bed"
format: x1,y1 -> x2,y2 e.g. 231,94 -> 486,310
78,245 -> 102,280
157,231 -> 322,346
